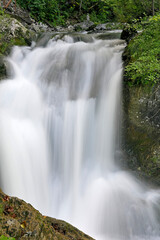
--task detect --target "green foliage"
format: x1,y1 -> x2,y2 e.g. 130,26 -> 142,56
16,0 -> 70,25
14,0 -> 132,25
113,0 -> 160,22
16,0 -> 160,25
125,14 -> 160,85
0,6 -> 4,15
0,236 -> 15,240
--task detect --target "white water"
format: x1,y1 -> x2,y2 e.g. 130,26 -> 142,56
0,34 -> 160,240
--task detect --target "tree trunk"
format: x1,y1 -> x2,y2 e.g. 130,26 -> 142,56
2,0 -> 6,6
152,0 -> 154,15
79,0 -> 82,13
4,0 -> 12,8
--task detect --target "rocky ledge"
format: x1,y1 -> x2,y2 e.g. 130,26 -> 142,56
0,189 -> 94,240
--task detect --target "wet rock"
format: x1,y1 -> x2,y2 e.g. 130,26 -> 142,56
67,25 -> 74,31
0,57 -> 6,80
95,23 -> 107,31
74,20 -> 94,32
30,22 -> 51,33
55,25 -> 66,32
122,84 -> 160,185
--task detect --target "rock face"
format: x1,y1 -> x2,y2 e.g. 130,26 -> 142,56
122,25 -> 160,185
0,189 -> 94,240
122,83 -> 160,185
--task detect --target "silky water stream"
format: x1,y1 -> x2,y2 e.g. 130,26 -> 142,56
0,33 -> 160,240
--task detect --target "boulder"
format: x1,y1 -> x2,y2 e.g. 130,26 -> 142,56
74,20 -> 94,32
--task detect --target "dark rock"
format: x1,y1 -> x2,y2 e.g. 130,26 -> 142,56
121,24 -> 137,43
0,56 -> 7,80
86,24 -> 97,31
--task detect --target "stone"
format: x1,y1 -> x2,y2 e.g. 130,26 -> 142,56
74,20 -> 94,31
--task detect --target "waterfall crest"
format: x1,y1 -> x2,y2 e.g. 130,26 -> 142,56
0,34 -> 160,240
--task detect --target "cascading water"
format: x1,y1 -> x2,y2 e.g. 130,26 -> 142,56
0,33 -> 160,240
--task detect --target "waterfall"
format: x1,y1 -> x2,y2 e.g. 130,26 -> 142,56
0,34 -> 160,240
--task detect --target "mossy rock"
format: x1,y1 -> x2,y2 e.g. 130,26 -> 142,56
122,84 -> 160,185
0,16 -> 33,52
0,189 -> 94,240
0,13 -> 35,79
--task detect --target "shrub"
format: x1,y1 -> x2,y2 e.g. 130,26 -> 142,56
125,14 -> 160,85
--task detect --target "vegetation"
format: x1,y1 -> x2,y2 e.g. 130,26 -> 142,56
15,0 -> 160,26
0,236 -> 15,240
114,0 -> 160,22
124,14 -> 160,85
